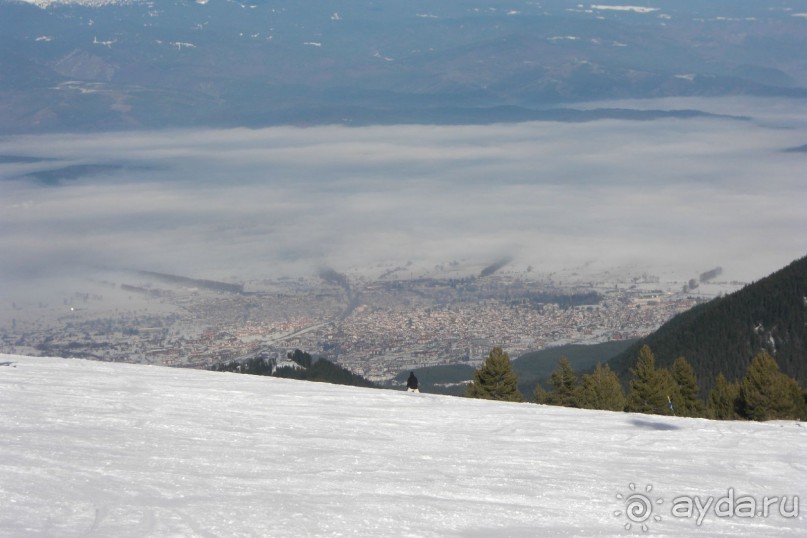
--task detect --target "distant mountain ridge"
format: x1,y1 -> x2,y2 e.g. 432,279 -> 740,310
14,0 -> 134,7
606,255 -> 807,394
1,0 -> 805,132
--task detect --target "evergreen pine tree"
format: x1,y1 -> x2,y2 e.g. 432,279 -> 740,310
658,368 -> 681,415
532,383 -> 549,404
670,356 -> 705,417
626,345 -> 676,415
578,362 -> 626,411
547,357 -> 580,407
707,373 -> 740,420
466,347 -> 524,402
289,349 -> 313,368
738,352 -> 805,421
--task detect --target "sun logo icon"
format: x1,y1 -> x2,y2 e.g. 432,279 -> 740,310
614,483 -> 664,531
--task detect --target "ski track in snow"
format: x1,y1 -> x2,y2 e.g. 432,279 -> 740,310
0,355 -> 805,537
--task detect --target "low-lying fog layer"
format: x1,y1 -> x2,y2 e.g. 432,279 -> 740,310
1,97 -> 805,298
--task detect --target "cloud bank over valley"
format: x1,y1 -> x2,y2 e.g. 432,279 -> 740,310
1,97 -> 805,301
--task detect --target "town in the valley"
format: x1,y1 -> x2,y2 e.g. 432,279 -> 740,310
0,264 -> 737,383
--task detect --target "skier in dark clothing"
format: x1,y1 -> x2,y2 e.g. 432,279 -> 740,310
406,371 -> 419,393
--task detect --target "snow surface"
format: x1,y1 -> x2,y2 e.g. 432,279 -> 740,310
1,354 -> 805,537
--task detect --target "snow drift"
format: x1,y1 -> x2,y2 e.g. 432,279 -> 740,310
0,355 -> 804,536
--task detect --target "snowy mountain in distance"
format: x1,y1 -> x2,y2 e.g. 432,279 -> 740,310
1,354 -> 805,536
13,0 -> 136,7
2,0 -> 806,132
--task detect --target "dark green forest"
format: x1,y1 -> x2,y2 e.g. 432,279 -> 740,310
210,349 -> 375,388
388,340 -> 636,397
513,340 -> 637,396
534,345 -> 806,421
606,255 -> 807,394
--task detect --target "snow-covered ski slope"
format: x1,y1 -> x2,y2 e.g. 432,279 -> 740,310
1,355 -> 805,537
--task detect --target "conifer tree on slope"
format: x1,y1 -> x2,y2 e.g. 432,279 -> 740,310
546,356 -> 580,407
578,362 -> 626,411
707,373 -> 740,420
466,347 -> 524,402
658,368 -> 682,415
670,356 -> 705,417
626,345 -> 676,415
533,383 -> 549,404
738,351 -> 805,421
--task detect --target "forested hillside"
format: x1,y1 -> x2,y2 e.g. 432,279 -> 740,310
211,349 -> 375,389
513,339 -> 637,396
607,255 -> 807,393
388,340 -> 636,396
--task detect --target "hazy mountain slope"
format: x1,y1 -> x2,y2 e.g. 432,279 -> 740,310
2,0 -> 806,132
1,354 -> 805,536
388,340 -> 636,397
607,255 -> 807,393
388,363 -> 476,396
513,339 -> 638,395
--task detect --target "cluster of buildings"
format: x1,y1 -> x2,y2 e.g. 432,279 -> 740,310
0,271 -> 714,382
278,289 -> 702,380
